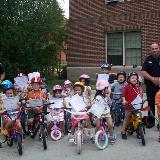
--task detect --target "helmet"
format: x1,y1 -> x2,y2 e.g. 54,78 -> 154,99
127,72 -> 138,81
96,80 -> 109,90
1,80 -> 13,90
117,71 -> 126,79
100,63 -> 111,70
73,82 -> 84,90
31,77 -> 42,83
42,77 -> 48,83
52,85 -> 62,91
64,80 -> 72,86
79,74 -> 90,80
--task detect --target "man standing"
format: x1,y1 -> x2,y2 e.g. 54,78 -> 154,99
142,43 -> 160,128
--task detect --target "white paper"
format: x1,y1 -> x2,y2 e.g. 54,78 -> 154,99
64,96 -> 72,108
49,98 -> 64,109
89,101 -> 106,118
3,97 -> 19,110
131,94 -> 142,110
14,76 -> 28,89
97,74 -> 109,81
69,94 -> 87,112
28,99 -> 43,108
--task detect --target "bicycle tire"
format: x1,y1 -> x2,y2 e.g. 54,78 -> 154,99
50,130 -> 62,141
40,125 -> 47,150
17,134 -> 23,156
95,130 -> 108,150
139,125 -> 146,146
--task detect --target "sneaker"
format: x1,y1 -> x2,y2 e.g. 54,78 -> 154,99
68,135 -> 74,143
137,134 -> 141,139
121,132 -> 127,139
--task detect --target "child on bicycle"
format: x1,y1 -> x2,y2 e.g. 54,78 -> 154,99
155,85 -> 160,142
27,77 -> 46,137
121,72 -> 143,139
79,74 -> 92,106
94,80 -> 115,144
96,63 -> 117,84
47,84 -> 64,137
69,82 -> 91,141
62,80 -> 73,97
0,80 -> 23,136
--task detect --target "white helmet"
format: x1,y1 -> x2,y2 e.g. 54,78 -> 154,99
96,80 -> 109,90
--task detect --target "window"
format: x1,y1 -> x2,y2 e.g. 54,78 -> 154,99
106,31 -> 141,66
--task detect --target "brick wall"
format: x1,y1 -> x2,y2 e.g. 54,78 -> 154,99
67,0 -> 160,67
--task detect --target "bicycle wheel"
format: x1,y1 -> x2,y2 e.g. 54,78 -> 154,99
50,130 -> 62,141
139,125 -> 146,146
95,130 -> 108,150
76,132 -> 82,154
40,125 -> 47,150
17,134 -> 23,156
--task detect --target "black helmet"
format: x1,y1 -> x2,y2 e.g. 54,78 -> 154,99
127,72 -> 138,82
117,71 -> 126,79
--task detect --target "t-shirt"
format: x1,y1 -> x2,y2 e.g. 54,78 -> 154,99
122,84 -> 143,110
28,90 -> 46,100
142,55 -> 160,87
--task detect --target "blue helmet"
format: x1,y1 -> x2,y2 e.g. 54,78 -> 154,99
100,63 -> 111,69
1,80 -> 13,90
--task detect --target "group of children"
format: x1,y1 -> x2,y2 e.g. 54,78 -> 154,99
0,63 -> 159,145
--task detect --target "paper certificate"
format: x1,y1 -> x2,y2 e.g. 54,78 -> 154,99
89,101 -> 106,118
97,74 -> 109,81
14,76 -> 28,89
28,99 -> 43,108
69,94 -> 87,112
49,98 -> 63,109
3,97 -> 19,110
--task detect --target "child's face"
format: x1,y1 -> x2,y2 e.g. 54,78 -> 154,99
104,87 -> 109,95
32,83 -> 40,91
129,75 -> 138,85
5,89 -> 14,97
118,75 -> 125,83
101,68 -> 110,74
74,86 -> 83,96
40,83 -> 46,89
80,78 -> 86,84
54,90 -> 62,98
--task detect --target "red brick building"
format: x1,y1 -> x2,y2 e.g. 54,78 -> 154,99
67,0 -> 160,79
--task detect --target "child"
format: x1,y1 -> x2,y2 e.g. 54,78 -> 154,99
155,86 -> 160,142
121,72 -> 143,139
97,63 -> 117,84
47,84 -> 64,136
94,80 -> 115,144
0,80 -> 23,136
40,77 -> 49,96
62,80 -> 73,97
111,71 -> 127,103
27,77 -> 46,137
69,82 -> 91,141
79,74 -> 92,106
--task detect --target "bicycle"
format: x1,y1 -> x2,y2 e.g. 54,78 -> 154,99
0,109 -> 23,155
65,109 -> 92,154
126,101 -> 150,146
111,92 -> 125,126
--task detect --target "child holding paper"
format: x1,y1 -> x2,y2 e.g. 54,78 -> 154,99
121,72 -> 143,139
69,82 -> 91,141
94,80 -> 115,144
0,80 -> 23,136
46,84 -> 64,136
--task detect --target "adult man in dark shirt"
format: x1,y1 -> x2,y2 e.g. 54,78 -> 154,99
142,43 -> 160,128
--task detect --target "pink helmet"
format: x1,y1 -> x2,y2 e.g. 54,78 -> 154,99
64,80 -> 72,86
52,85 -> 62,91
79,74 -> 90,80
96,80 -> 109,90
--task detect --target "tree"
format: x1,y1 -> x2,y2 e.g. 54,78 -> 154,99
0,0 -> 66,78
